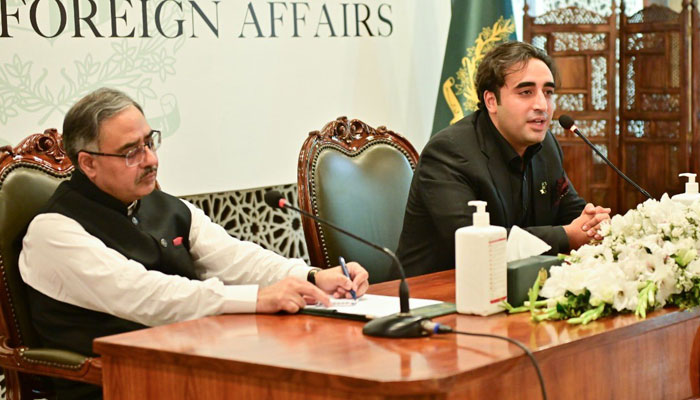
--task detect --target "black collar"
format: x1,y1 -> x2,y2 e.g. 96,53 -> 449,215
483,112 -> 542,173
67,170 -> 139,216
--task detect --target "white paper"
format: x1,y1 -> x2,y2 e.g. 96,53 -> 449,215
304,294 -> 441,319
507,225 -> 551,262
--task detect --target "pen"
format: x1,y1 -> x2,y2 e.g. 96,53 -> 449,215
338,256 -> 357,300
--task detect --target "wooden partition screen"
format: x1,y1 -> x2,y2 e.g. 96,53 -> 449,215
693,3 -> 700,174
619,2 -> 694,211
524,1 -> 699,215
524,4 -> 619,214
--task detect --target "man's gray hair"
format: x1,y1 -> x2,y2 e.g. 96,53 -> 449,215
63,88 -> 143,168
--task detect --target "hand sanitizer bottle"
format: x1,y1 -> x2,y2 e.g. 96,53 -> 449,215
672,173 -> 700,206
455,200 -> 507,316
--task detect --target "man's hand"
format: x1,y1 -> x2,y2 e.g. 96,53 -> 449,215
564,203 -> 611,250
255,262 -> 370,313
256,277 -> 330,313
315,262 -> 369,299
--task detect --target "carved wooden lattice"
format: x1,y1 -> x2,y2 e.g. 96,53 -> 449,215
524,4 -> 620,213
619,2 -> 695,211
525,1 -> 700,215
695,2 -> 700,174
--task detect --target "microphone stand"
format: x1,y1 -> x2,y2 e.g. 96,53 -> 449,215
265,192 -> 430,338
560,116 -> 653,200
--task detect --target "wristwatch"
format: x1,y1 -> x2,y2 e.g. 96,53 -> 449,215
307,268 -> 321,285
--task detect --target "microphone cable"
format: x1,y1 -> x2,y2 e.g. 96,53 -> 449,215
422,321 -> 547,400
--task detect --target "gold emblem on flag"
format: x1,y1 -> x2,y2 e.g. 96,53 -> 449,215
442,17 -> 515,125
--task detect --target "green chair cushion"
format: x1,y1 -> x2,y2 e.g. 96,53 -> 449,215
0,166 -> 67,347
21,348 -> 89,369
314,143 -> 413,283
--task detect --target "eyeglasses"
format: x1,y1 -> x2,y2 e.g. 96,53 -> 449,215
79,130 -> 161,167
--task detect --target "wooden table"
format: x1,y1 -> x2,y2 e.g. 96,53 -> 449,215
93,270 -> 700,399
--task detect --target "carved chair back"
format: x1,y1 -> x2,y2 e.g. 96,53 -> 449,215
298,117 -> 419,283
0,129 -> 101,399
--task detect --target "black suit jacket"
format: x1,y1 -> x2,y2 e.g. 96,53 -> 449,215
396,110 -> 586,277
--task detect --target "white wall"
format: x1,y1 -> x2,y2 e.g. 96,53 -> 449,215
0,0 -> 451,196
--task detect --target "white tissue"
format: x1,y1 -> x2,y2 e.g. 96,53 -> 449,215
506,225 -> 551,262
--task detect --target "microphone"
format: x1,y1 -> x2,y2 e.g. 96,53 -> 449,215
264,190 -> 431,338
558,115 -> 653,200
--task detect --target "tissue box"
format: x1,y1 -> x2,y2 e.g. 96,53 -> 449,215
507,255 -> 562,307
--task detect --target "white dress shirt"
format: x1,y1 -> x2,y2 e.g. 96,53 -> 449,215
19,200 -> 312,327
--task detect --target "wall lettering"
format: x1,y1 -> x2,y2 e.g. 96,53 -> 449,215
0,0 -> 393,39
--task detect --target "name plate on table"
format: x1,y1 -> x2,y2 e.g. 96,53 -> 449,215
507,255 -> 563,306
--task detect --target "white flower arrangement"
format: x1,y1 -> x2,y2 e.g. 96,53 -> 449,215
503,194 -> 700,324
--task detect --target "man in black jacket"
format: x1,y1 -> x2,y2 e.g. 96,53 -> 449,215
397,42 -> 610,277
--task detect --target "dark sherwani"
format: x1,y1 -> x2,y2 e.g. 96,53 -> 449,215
25,171 -> 196,399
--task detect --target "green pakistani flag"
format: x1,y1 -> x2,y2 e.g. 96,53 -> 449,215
432,1 -> 516,136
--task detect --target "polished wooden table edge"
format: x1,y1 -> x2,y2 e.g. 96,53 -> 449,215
530,306 -> 700,355
93,307 -> 700,397
93,269 -> 700,396
94,322 -> 467,396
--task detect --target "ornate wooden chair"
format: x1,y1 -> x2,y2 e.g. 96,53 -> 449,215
298,117 -> 419,283
0,130 -> 101,399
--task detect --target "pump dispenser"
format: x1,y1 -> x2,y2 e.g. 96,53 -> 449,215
455,200 -> 507,316
672,173 -> 700,206
471,201 -> 490,226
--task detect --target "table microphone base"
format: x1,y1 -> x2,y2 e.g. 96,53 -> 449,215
362,313 -> 430,338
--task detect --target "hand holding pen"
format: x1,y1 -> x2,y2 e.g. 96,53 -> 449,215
339,256 -> 357,300
310,259 -> 369,299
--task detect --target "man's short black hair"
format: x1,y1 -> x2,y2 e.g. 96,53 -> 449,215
475,41 -> 558,110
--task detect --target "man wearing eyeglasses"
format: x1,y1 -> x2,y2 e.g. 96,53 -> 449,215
19,88 -> 369,399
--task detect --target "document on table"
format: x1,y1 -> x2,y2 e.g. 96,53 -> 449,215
304,294 -> 443,319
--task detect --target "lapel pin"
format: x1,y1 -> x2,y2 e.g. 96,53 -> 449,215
540,181 -> 547,195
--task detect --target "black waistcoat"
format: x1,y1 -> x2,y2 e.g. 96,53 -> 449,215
26,171 -> 196,357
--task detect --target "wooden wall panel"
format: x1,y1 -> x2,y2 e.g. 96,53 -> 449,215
619,3 -> 691,210
557,56 -> 589,90
524,4 -> 619,213
693,2 -> 700,174
525,1 -> 700,215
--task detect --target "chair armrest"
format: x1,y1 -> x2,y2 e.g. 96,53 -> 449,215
20,348 -> 91,369
0,338 -> 101,385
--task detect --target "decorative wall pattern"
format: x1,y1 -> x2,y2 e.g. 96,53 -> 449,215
544,0 -> 613,16
627,120 -> 648,137
181,183 -> 310,264
628,5 -> 678,23
591,57 -> 608,110
627,32 -> 664,51
592,144 -> 608,164
551,119 -> 608,138
556,94 -> 585,111
625,56 -> 636,110
532,35 -> 547,50
656,121 -> 681,139
640,93 -> 680,112
626,119 -> 681,139
552,32 -> 607,51
534,7 -> 607,24
670,32 -> 680,88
